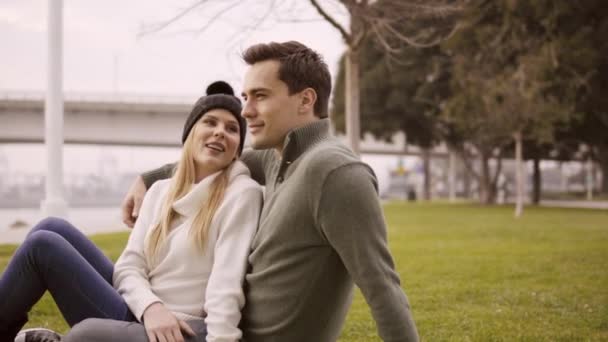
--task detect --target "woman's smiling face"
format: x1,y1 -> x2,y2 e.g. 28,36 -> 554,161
189,108 -> 240,182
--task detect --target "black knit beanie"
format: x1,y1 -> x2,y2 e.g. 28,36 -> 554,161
182,81 -> 246,155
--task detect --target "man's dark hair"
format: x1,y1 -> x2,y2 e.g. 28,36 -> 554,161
242,41 -> 331,118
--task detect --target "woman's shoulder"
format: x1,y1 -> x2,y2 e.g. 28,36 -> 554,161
229,161 -> 262,189
148,178 -> 172,193
227,176 -> 262,199
145,178 -> 173,203
232,173 -> 261,188
224,163 -> 263,202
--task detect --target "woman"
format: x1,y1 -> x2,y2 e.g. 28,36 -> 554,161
0,82 -> 263,342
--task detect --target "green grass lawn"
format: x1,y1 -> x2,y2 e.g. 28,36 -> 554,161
1,203 -> 607,341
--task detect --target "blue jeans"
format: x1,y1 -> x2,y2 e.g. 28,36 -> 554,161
0,217 -> 136,340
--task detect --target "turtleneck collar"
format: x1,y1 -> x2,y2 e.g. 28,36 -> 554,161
279,118 -> 331,163
172,160 -> 249,218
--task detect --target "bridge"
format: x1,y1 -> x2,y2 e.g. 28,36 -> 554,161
1,92 -> 461,210
1,93 -> 194,147
0,92 -> 449,157
1,92 -> 457,217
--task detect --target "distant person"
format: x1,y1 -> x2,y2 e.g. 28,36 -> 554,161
119,41 -> 419,341
0,81 -> 262,342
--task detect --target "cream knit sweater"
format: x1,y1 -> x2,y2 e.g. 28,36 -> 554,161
113,161 -> 262,342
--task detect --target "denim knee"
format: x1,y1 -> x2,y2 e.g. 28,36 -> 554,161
28,217 -> 73,238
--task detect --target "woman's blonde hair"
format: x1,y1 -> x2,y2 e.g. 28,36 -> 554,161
145,127 -> 234,264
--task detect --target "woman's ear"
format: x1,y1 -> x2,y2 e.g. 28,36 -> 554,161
298,88 -> 317,115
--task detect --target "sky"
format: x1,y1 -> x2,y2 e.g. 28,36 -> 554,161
0,0 -> 347,95
0,1 -> 411,191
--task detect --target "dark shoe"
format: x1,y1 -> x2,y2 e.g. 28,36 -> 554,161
14,328 -> 62,342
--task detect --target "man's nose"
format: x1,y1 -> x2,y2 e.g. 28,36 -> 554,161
242,100 -> 255,119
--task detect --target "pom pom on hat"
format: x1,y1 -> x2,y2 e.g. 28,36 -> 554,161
206,81 -> 235,96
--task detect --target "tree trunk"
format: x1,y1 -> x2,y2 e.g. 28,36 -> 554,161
480,151 -> 495,204
514,131 -> 524,218
463,163 -> 471,199
448,150 -> 456,202
598,147 -> 608,194
422,148 -> 431,200
602,162 -> 608,195
586,156 -> 594,201
345,51 -> 360,155
532,156 -> 541,205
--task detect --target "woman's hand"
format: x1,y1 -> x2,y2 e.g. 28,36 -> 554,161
142,302 -> 196,342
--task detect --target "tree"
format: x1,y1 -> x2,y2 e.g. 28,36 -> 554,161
330,0 -> 604,209
484,60 -> 571,216
141,0 -> 463,155
486,0 -> 608,204
312,0 -> 462,155
573,1 -> 608,194
442,0 -> 589,212
559,111 -> 608,196
521,140 -> 559,205
332,38 -> 453,199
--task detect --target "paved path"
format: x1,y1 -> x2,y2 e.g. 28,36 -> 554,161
539,200 -> 608,210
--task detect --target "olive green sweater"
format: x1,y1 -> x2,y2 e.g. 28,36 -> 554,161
142,119 -> 419,342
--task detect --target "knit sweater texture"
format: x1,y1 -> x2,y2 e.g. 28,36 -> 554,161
116,161 -> 263,342
142,119 -> 419,342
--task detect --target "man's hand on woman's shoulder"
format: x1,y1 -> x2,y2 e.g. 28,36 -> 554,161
121,175 -> 147,228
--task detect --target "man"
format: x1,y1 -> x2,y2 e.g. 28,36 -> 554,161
121,41 -> 419,341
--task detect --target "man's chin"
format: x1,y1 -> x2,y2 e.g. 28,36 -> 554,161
250,139 -> 267,150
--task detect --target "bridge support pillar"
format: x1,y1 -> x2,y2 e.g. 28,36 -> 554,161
41,0 -> 68,218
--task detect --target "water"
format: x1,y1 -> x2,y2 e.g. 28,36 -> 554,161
0,207 -> 129,244
0,144 -> 419,245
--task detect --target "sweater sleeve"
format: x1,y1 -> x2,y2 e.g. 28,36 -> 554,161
141,163 -> 175,189
239,150 -> 267,185
204,186 -> 263,342
317,163 -> 419,342
113,182 -> 164,321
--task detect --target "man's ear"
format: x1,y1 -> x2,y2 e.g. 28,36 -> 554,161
298,88 -> 317,115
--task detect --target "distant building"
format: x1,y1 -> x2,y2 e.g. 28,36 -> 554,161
384,159 -> 417,200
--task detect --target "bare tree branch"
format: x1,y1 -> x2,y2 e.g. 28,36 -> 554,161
138,0 -> 283,41
274,17 -> 326,23
194,0 -> 244,37
351,28 -> 368,50
383,21 -> 461,48
374,1 -> 463,20
310,0 -> 352,44
244,0 -> 278,32
369,21 -> 402,54
138,0 -> 211,38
